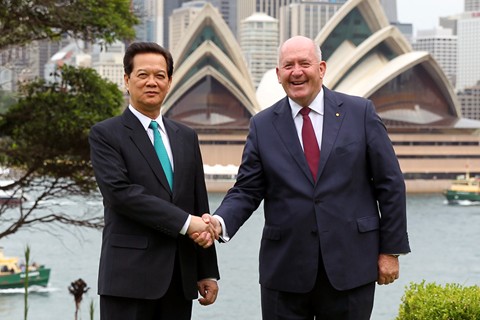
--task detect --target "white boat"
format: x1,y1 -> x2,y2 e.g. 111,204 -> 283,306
0,180 -> 22,206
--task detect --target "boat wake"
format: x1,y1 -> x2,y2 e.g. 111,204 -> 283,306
0,285 -> 59,294
446,199 -> 480,206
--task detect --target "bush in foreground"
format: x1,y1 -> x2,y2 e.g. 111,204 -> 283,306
396,281 -> 480,319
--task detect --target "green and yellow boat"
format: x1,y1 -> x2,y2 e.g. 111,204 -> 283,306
443,172 -> 480,205
0,248 -> 51,289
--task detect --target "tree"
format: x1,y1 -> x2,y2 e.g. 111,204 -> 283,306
0,0 -> 138,50
0,65 -> 124,239
0,90 -> 17,114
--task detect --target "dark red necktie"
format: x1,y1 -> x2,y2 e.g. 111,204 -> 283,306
300,107 -> 320,181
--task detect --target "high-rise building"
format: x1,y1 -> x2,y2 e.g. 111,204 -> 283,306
380,0 -> 397,23
132,0 -> 236,46
0,44 -> 37,91
169,1 -> 212,51
458,84 -> 480,120
91,41 -> 126,90
256,0 -> 298,18
456,12 -> 480,91
237,0 -> 298,36
465,0 -> 480,11
413,28 -> 457,86
131,0 -> 188,46
240,13 -> 279,88
379,0 -> 413,43
278,0 -> 345,43
210,0 -> 238,37
439,15 -> 461,35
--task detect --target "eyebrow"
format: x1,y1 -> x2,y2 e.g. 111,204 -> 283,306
135,68 -> 167,74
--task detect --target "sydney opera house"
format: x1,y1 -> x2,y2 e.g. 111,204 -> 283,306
162,0 -> 480,193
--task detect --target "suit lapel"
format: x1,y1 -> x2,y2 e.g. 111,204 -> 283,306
272,98 -> 314,184
317,87 -> 345,180
122,109 -> 173,194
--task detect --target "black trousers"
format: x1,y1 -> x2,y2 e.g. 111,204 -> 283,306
261,256 -> 375,320
100,259 -> 192,320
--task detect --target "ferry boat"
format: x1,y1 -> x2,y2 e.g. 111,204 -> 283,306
0,179 -> 22,206
0,248 -> 51,289
443,172 -> 480,205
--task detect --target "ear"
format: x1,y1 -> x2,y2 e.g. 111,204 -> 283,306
319,61 -> 327,79
124,74 -> 130,93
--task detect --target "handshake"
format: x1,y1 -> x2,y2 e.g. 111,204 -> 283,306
187,214 -> 222,248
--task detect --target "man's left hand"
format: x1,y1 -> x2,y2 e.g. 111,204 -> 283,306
377,254 -> 399,285
197,279 -> 219,305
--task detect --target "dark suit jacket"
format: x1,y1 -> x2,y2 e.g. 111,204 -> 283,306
89,107 -> 219,300
215,87 -> 410,293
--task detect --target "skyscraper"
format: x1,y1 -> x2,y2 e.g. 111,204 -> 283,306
237,0 -> 298,37
240,12 -> 279,88
210,0 -> 238,37
131,0 -> 188,46
413,28 -> 457,86
169,1 -> 211,51
465,0 -> 480,11
380,0 -> 398,23
91,41 -> 126,90
278,0 -> 345,43
457,12 -> 480,90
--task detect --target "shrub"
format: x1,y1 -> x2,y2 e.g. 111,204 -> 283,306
396,280 -> 480,319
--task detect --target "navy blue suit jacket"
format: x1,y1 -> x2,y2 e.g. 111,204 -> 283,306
215,87 -> 410,292
89,108 -> 219,300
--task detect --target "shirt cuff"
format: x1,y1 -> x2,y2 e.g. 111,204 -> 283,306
179,215 -> 191,235
213,215 -> 230,242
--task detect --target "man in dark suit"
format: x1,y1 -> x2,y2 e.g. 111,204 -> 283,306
89,42 -> 219,320
193,35 -> 410,319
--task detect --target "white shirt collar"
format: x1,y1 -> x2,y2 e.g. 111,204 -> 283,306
128,105 -> 166,133
289,88 -> 325,118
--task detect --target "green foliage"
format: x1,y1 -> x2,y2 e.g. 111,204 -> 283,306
0,0 -> 138,49
89,299 -> 95,320
396,281 -> 480,320
0,90 -> 17,114
0,65 -> 123,193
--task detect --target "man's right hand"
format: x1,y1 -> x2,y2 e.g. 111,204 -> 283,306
189,214 -> 222,248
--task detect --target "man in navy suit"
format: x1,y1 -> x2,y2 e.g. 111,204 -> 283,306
89,42 -> 219,320
193,36 -> 410,319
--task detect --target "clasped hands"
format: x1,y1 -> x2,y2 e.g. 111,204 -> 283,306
187,214 -> 222,248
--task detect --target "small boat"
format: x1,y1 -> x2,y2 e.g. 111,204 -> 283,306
0,180 -> 22,206
0,247 -> 51,289
443,172 -> 480,205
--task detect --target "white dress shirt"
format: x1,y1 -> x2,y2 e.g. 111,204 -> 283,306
128,105 -> 191,234
216,89 -> 325,241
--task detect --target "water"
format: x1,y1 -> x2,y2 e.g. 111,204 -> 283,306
0,193 -> 479,320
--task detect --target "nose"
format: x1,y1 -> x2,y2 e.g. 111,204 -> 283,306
291,66 -> 303,77
146,75 -> 158,86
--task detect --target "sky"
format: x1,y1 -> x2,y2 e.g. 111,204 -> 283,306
396,0 -> 464,35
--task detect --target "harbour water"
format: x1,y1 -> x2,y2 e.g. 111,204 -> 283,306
0,193 -> 479,320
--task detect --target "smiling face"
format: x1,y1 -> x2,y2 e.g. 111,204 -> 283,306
276,36 -> 326,107
124,52 -> 172,119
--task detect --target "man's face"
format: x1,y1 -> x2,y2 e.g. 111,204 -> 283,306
276,37 -> 326,107
124,52 -> 172,117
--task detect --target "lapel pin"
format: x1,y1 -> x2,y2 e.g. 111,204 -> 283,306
336,113 -> 340,117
